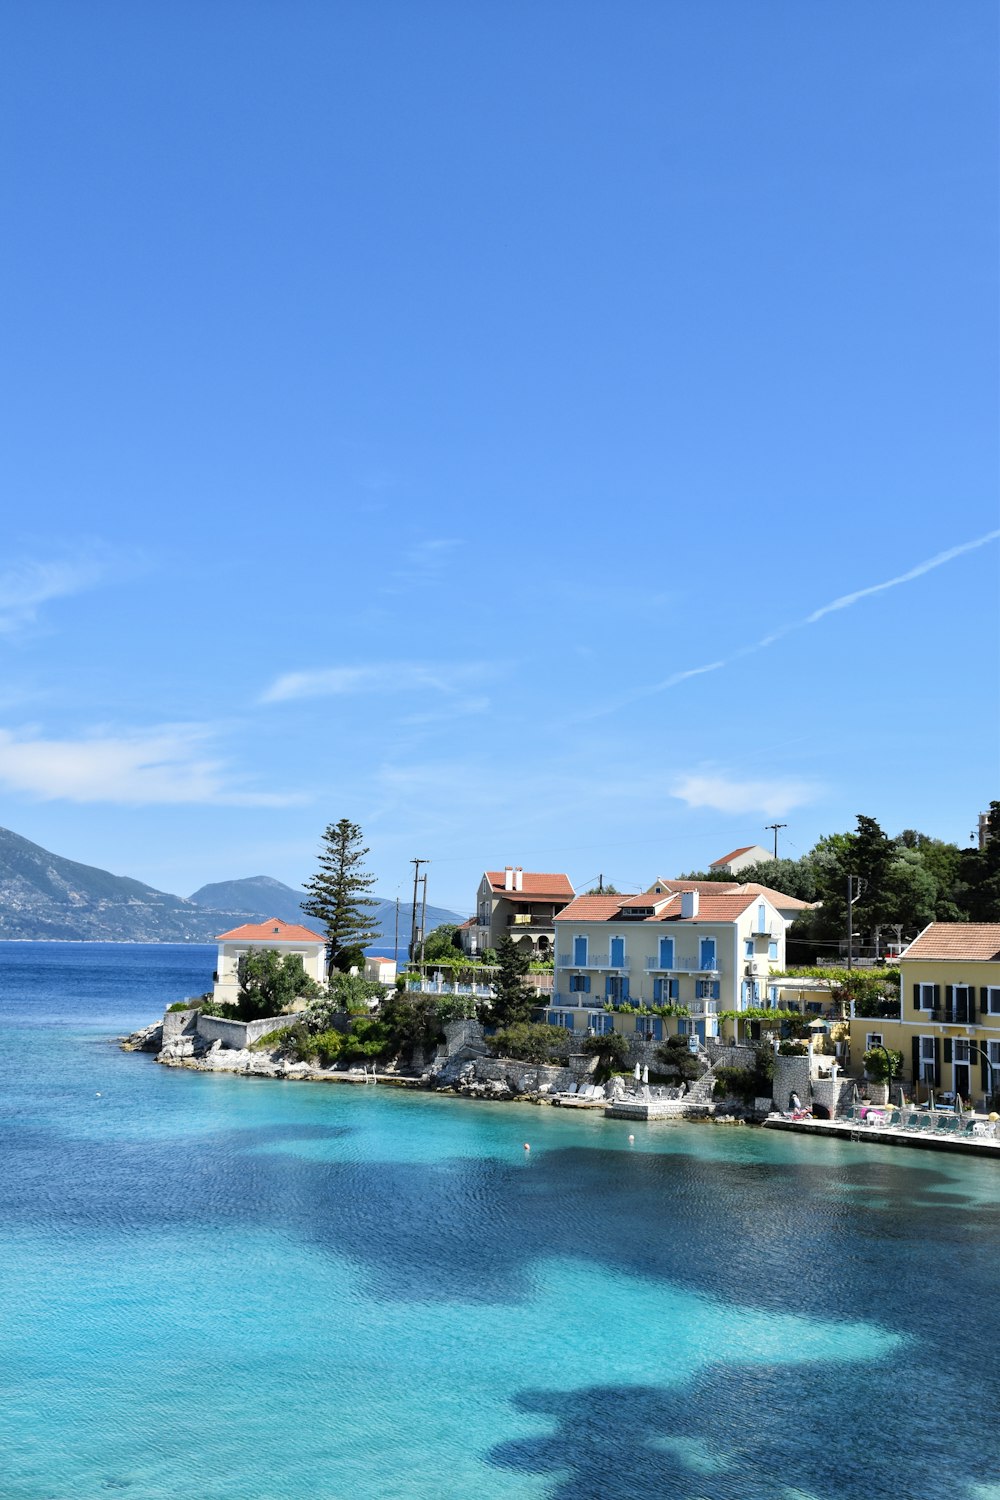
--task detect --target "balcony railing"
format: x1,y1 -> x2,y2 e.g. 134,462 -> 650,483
560,948 -> 629,972
644,954 -> 719,973
507,914 -> 554,928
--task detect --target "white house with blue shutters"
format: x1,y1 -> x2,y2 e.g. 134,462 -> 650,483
549,885 -> 787,1046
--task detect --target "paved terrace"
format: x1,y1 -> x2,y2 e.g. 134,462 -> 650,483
764,1111 -> 1000,1159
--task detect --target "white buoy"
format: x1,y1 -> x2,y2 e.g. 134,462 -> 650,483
523,1142 -> 530,1152
96,1092 -> 102,1098
628,1133 -> 634,1143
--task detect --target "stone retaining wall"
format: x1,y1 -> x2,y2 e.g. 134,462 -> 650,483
195,1014 -> 292,1050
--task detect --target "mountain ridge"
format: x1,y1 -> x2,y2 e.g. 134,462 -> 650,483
0,826 -> 464,944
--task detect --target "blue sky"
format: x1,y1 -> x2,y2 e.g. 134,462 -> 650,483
0,0 -> 997,914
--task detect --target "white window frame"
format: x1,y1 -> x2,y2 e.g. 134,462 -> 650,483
987,987 -> 1000,1015
866,1033 -> 884,1050
915,983 -> 936,1011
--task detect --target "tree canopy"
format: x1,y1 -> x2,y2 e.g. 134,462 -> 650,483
236,949 -> 321,1020
487,934 -> 533,1028
302,819 -> 381,972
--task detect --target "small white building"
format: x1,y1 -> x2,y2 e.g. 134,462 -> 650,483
364,954 -> 398,985
709,845 -> 774,875
213,918 -> 327,1006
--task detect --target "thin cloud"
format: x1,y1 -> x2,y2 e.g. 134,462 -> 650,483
260,661 -> 488,704
0,557 -> 109,633
0,724 -> 302,806
587,527 -> 1000,721
671,772 -> 821,817
380,537 -> 461,595
803,531 -> 1000,624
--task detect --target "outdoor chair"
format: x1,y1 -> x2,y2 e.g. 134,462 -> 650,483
840,1108 -> 858,1125
939,1116 -> 960,1135
880,1110 -> 902,1128
901,1113 -> 922,1131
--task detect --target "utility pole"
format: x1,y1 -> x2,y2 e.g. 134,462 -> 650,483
409,858 -> 429,963
419,873 -> 428,968
846,874 -> 864,972
394,897 -> 399,961
765,823 -> 787,859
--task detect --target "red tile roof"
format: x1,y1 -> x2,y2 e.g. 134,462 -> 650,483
710,847 -> 756,868
554,895 -> 640,922
555,891 -> 760,924
901,923 -> 1000,962
486,870 -> 575,899
215,917 -> 327,943
646,878 -> 812,912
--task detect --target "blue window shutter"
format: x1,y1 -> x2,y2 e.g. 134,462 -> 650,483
574,936 -> 587,965
652,1019 -> 662,1041
583,975 -> 591,994
622,977 -> 630,1000
712,981 -> 720,1000
610,936 -> 624,966
669,979 -> 678,1000
605,976 -> 614,997
653,978 -> 662,1002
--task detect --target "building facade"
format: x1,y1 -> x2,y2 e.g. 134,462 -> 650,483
212,917 -> 328,1006
549,886 -> 787,1046
849,923 -> 1000,1106
471,867 -> 575,959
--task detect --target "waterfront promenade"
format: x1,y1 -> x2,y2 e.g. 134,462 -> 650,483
764,1112 -> 1000,1158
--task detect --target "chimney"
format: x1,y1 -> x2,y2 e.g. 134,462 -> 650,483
680,890 -> 699,919
504,866 -> 514,891
514,867 -> 523,891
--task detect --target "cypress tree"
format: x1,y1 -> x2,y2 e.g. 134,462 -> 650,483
302,819 -> 381,972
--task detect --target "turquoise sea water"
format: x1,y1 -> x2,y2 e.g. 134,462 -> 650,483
2,945 -> 1000,1500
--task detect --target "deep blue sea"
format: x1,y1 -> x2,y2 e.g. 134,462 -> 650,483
2,943 -> 1000,1500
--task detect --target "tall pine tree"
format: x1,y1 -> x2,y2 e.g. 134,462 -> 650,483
302,820 -> 381,973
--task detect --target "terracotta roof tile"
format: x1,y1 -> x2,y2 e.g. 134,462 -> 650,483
710,847 -> 755,868
901,923 -> 1000,963
554,895 -> 639,922
215,917 -> 327,943
555,891 -> 761,924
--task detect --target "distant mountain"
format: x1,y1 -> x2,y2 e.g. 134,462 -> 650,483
189,875 -> 465,949
0,826 -> 467,945
188,876 -> 309,925
0,826 -> 252,942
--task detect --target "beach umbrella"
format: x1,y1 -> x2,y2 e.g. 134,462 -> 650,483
634,1062 -> 641,1081
642,1065 -> 649,1085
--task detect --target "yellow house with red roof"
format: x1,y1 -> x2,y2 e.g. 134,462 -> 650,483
848,923 -> 1000,1106
550,885 -> 787,1047
213,917 -> 328,1005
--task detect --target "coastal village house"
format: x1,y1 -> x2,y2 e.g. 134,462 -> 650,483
212,918 -> 328,1006
709,844 -> 774,875
466,867 -> 576,960
848,922 -> 1000,1106
549,885 -> 787,1046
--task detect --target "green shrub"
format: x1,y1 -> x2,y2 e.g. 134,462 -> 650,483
580,1031 -> 630,1077
862,1045 -> 903,1082
777,1040 -> 808,1056
655,1035 -> 702,1082
489,1022 -> 571,1064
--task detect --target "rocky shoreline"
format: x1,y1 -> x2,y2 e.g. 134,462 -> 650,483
118,1017 -> 759,1121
